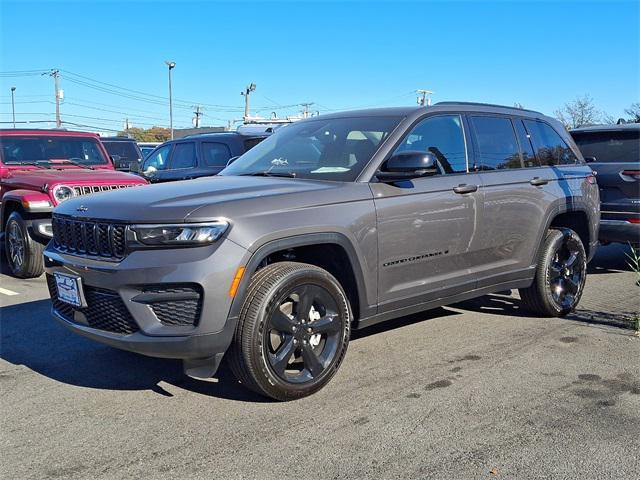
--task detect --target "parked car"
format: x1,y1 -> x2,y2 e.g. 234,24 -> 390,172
570,124 -> 639,246
138,142 -> 160,159
100,136 -> 143,171
139,132 -> 268,182
0,129 -> 147,278
45,103 -> 599,400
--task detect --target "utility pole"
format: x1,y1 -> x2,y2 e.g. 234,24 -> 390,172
416,89 -> 434,107
193,105 -> 203,128
48,69 -> 62,127
10,87 -> 16,128
300,102 -> 314,118
165,60 -> 176,139
241,83 -> 256,122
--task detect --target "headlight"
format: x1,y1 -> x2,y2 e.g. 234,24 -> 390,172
53,185 -> 75,203
130,221 -> 229,247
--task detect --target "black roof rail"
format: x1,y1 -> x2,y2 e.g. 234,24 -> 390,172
434,101 -> 543,115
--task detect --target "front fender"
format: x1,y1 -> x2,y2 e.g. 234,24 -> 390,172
2,189 -> 53,214
226,232 -> 373,323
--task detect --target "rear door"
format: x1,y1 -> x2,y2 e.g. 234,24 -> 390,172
200,141 -> 233,176
571,128 -> 640,222
469,115 -> 556,286
372,114 -> 482,311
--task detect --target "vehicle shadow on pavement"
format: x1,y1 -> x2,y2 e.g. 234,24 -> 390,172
454,293 -> 634,331
587,243 -> 635,275
0,299 -> 272,403
351,307 -> 459,340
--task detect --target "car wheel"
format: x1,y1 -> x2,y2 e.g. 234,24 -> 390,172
4,211 -> 44,279
229,261 -> 351,401
519,228 -> 587,317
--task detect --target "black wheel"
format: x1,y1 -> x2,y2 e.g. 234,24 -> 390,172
228,262 -> 351,401
519,228 -> 587,317
4,211 -> 44,279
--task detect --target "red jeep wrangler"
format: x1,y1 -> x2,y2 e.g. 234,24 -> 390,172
0,129 -> 147,278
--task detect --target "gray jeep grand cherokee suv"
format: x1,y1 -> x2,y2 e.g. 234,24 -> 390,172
45,102 -> 599,400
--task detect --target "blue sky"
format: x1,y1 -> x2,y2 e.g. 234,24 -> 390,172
1,0 -> 638,132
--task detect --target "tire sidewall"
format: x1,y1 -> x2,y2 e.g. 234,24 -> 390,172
250,268 -> 351,399
539,229 -> 587,316
5,212 -> 28,277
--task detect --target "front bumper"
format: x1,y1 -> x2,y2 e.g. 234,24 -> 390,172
44,239 -> 249,361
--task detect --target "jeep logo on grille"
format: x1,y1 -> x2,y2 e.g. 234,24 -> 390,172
76,205 -> 89,212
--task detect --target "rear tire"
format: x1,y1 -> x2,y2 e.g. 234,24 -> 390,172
4,211 -> 44,279
519,228 -> 586,317
228,262 -> 351,401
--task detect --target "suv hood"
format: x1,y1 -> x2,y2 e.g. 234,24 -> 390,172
3,169 -> 146,190
54,175 -> 371,223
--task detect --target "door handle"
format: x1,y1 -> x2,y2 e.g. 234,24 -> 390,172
453,184 -> 478,194
530,177 -> 549,186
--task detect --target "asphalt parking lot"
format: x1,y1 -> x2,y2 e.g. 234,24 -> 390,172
1,244 -> 639,479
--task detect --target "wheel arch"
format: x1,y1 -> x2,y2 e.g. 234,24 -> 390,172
227,232 -> 371,323
539,204 -> 595,260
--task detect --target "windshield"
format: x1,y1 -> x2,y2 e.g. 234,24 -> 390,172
0,135 -> 109,165
572,130 -> 640,163
102,140 -> 142,162
220,116 -> 402,181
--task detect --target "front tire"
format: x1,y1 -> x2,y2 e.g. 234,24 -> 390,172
519,228 -> 587,317
4,211 -> 44,279
229,262 -> 351,401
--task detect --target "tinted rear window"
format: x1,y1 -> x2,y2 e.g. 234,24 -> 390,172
571,130 -> 640,163
470,116 -> 522,170
523,120 -> 577,166
0,135 -> 108,165
102,141 -> 141,162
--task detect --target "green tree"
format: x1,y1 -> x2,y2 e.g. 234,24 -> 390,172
117,126 -> 171,142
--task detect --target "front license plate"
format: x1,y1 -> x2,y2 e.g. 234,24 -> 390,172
54,273 -> 86,308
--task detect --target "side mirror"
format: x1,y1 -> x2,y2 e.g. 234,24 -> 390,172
143,165 -> 157,178
110,154 -> 122,164
583,156 -> 597,163
226,156 -> 240,166
376,151 -> 438,182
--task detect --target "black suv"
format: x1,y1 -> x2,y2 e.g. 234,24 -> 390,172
571,124 -> 639,246
139,132 -> 268,182
100,136 -> 143,172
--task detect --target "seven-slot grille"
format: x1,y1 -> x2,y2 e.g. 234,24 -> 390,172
72,184 -> 133,196
52,216 -> 127,260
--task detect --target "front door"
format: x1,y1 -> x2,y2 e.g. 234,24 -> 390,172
371,114 -> 482,312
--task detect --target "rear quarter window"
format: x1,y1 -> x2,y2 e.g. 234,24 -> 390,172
524,120 -> 578,166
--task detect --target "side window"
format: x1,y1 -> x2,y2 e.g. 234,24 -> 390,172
523,120 -> 578,166
470,116 -> 522,170
170,142 -> 196,169
243,137 -> 265,151
202,142 -> 231,167
143,144 -> 172,171
514,119 -> 540,168
394,115 -> 468,174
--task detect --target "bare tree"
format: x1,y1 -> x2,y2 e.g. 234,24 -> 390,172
625,102 -> 640,122
555,95 -> 604,129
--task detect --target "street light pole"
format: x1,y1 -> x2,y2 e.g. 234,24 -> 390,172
165,60 -> 176,139
10,87 -> 16,128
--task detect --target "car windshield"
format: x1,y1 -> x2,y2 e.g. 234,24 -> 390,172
572,130 -> 640,163
102,140 -> 141,162
0,135 -> 109,165
220,116 -> 402,181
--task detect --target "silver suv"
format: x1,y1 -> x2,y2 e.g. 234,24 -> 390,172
44,103 -> 600,400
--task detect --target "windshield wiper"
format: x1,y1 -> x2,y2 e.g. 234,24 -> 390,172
239,171 -> 296,178
54,158 -> 95,170
12,161 -> 50,169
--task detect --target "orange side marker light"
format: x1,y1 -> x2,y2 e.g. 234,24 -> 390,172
229,266 -> 246,298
